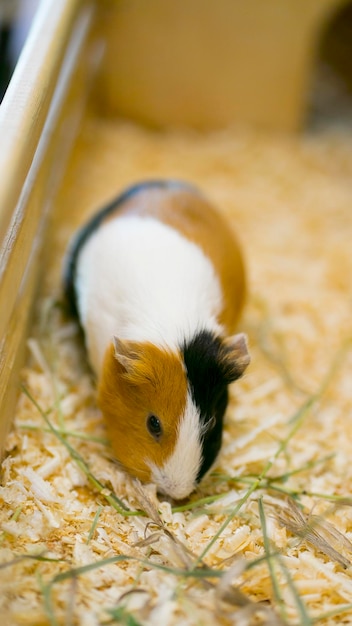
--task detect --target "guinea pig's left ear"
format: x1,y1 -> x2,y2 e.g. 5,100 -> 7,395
220,333 -> 250,383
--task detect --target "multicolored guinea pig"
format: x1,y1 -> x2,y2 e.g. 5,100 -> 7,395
64,180 -> 250,499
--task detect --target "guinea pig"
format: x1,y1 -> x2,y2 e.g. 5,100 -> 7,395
64,180 -> 250,499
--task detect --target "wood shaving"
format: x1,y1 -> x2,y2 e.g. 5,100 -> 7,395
1,106 -> 352,625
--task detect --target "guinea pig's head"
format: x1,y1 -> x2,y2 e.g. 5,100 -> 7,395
98,332 -> 250,500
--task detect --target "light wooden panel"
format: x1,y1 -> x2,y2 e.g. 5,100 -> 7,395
0,0 -> 97,455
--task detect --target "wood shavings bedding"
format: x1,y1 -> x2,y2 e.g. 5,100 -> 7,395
1,114 -> 352,626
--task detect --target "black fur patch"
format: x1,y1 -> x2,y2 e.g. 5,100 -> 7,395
63,179 -> 197,316
182,330 -> 230,482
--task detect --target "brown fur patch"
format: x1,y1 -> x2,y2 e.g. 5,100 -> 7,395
97,340 -> 188,481
101,186 -> 246,333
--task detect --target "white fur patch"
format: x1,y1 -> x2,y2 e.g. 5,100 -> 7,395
75,215 -> 223,373
148,393 -> 202,499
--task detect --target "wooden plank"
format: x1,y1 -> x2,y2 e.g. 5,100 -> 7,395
0,0 -> 80,240
0,0 -> 96,455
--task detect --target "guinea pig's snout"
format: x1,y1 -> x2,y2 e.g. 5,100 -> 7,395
148,461 -> 198,500
157,475 -> 197,501
147,397 -> 204,499
148,457 -> 200,500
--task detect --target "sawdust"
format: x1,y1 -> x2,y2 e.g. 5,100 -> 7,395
1,112 -> 352,625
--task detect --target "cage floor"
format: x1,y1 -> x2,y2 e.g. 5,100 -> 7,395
1,112 -> 352,626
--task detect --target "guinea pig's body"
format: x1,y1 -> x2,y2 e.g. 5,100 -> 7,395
64,180 -> 249,499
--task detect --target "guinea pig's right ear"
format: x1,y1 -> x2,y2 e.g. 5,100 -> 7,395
112,336 -> 149,385
113,337 -> 137,375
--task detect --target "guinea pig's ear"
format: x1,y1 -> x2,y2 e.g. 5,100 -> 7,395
112,337 -> 150,385
113,337 -> 138,375
220,333 -> 250,383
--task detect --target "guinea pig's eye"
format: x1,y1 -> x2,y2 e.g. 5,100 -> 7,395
147,414 -> 163,440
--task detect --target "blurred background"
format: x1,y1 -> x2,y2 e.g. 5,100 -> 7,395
0,0 -> 39,102
0,0 -> 352,130
308,1 -> 352,129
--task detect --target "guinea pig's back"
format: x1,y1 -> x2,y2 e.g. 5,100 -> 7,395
64,180 -> 246,372
63,181 -> 192,316
134,184 -> 246,332
112,180 -> 246,332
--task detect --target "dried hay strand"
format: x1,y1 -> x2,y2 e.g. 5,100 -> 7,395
1,111 -> 352,625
